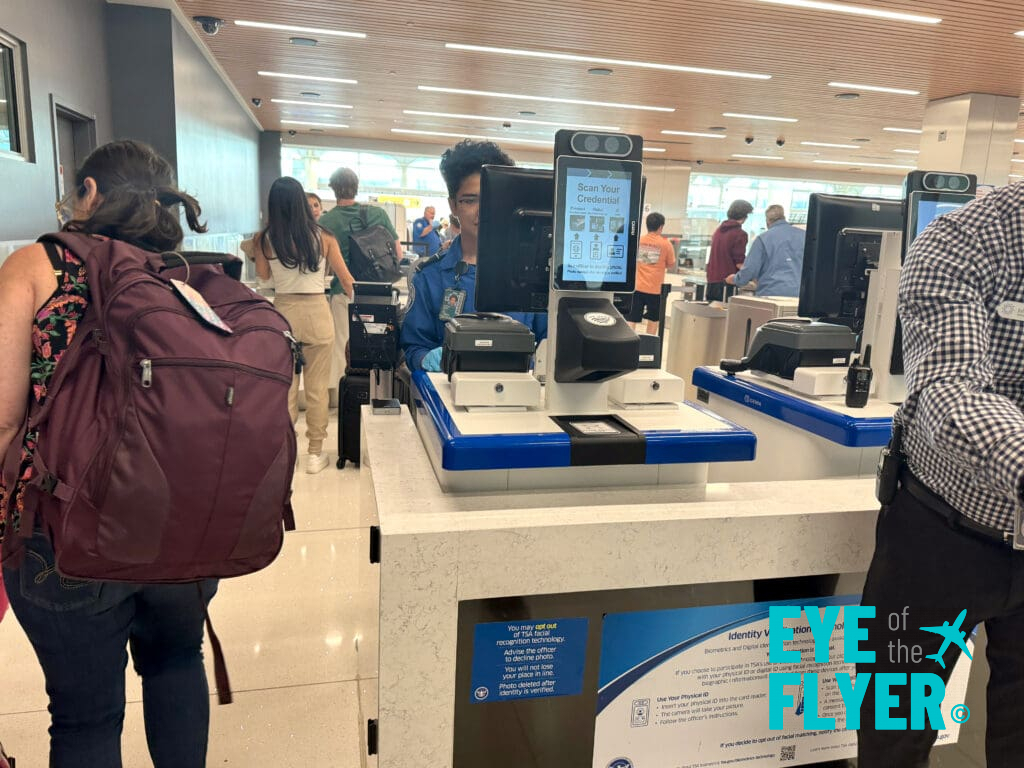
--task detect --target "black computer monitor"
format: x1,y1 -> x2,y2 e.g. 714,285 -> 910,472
476,165 -> 553,313
798,193 -> 903,322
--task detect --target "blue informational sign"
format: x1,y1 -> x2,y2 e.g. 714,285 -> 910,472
470,617 -> 589,703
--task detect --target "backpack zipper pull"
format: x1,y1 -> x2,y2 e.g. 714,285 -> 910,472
141,359 -> 153,388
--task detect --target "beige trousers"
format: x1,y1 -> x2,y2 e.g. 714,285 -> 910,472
275,294 -> 334,455
329,292 -> 351,384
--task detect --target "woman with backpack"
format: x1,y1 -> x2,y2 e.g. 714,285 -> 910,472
0,140 -> 220,767
253,176 -> 354,474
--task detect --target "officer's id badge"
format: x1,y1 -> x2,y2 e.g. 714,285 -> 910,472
439,287 -> 467,320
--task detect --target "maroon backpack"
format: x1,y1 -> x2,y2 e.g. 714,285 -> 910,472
4,232 -> 297,584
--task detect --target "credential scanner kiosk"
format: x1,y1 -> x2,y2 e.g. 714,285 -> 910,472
408,130 -> 756,492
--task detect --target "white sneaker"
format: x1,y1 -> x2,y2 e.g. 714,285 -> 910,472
305,452 -> 330,474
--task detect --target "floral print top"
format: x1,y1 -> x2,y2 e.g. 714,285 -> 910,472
0,245 -> 89,548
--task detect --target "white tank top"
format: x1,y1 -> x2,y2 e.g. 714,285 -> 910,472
265,234 -> 328,294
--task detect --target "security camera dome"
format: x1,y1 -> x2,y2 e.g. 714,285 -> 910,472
192,16 -> 225,35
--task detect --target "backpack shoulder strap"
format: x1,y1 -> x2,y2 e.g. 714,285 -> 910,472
41,240 -> 67,283
359,205 -> 369,228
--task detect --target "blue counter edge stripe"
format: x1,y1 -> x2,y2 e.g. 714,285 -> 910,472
692,367 -> 893,448
414,371 -> 757,470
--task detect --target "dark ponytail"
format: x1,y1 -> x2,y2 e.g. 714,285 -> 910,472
64,140 -> 207,251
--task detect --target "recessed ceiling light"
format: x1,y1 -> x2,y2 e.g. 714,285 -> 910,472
1010,174 -> 1024,179
723,112 -> 798,123
834,93 -> 861,100
235,20 -> 366,38
709,126 -> 727,131
588,67 -> 613,75
851,138 -> 872,142
1015,31 -> 1024,37
444,43 -> 771,80
893,149 -> 921,154
299,91 -> 320,98
732,154 -> 786,160
828,81 -> 920,95
883,127 -> 923,134
309,128 -> 325,133
519,110 -> 537,116
289,37 -> 318,46
814,159 -> 916,169
391,128 -> 553,145
662,130 -> 727,139
1012,159 -> 1024,164
281,120 -> 349,128
402,109 -> 620,131
802,141 -> 861,149
259,71 -> 356,84
755,0 -> 941,24
273,99 -> 352,109
417,86 -> 674,112
643,147 -> 667,152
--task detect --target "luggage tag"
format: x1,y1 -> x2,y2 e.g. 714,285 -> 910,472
439,287 -> 467,321
170,278 -> 234,334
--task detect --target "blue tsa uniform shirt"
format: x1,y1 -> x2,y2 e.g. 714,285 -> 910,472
412,217 -> 443,258
734,220 -> 806,297
401,237 -> 548,371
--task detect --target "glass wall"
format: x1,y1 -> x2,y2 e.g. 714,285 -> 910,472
682,173 -> 903,266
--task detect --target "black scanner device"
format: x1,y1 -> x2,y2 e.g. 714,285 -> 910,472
720,320 -> 856,380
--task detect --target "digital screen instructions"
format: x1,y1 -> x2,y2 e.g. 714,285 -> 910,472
561,167 -> 634,285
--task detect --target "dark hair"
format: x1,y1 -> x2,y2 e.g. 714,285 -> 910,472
439,139 -> 514,198
329,168 -> 359,200
64,140 -> 206,251
646,212 -> 666,232
727,199 -> 754,221
306,192 -> 322,205
257,177 -> 323,273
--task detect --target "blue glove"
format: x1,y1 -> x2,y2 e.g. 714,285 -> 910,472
422,347 -> 443,372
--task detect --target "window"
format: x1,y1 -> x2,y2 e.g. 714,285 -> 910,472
0,29 -> 29,160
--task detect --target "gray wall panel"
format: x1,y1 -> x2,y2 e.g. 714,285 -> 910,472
0,0 -> 113,241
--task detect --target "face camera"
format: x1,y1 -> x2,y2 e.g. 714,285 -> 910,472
251,98 -> 263,108
744,136 -> 755,145
569,132 -> 634,158
192,16 -> 225,35
776,137 -> 786,147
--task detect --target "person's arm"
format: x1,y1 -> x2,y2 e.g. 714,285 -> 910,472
252,234 -> 273,281
732,236 -> 764,287
730,230 -> 748,271
395,239 -> 404,260
662,240 -> 677,274
322,233 -> 354,297
0,245 -> 53,457
400,270 -> 440,371
901,219 -> 1024,502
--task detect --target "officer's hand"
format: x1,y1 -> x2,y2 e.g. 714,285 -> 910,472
422,347 -> 443,372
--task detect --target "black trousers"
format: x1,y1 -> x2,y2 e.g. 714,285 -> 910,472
857,482 -> 1024,767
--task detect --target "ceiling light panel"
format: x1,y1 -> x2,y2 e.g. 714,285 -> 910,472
402,110 -> 620,131
801,141 -> 861,149
392,128 -> 553,146
827,81 -> 920,95
235,20 -> 366,38
723,112 -> 798,123
282,120 -> 349,128
418,86 -> 674,112
662,130 -> 727,139
259,71 -> 357,84
444,43 -> 771,80
893,149 -> 921,154
643,147 -> 667,152
883,127 -> 923,134
755,0 -> 941,24
732,154 -> 786,160
814,159 -> 916,169
273,99 -> 353,109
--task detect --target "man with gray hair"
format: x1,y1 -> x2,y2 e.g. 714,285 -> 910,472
726,204 -> 805,297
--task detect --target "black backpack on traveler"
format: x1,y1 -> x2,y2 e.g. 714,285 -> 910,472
347,205 -> 403,284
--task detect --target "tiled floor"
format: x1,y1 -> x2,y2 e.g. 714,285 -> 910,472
0,414 -> 378,766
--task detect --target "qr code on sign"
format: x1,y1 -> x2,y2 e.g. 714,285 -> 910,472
780,745 -> 796,762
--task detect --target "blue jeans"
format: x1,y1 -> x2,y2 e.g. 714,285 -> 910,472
3,534 -> 218,768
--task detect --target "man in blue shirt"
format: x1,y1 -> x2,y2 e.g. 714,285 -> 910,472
401,140 -> 547,371
726,204 -> 805,297
412,206 -> 442,258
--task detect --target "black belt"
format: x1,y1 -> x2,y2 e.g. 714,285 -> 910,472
899,469 -> 1012,547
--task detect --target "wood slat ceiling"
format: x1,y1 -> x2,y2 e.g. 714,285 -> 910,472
174,0 -> 1024,176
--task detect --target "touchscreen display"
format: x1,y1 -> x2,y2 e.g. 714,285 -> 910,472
560,166 -> 635,286
908,192 -> 974,242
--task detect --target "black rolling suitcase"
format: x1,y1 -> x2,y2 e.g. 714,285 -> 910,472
337,369 -> 370,469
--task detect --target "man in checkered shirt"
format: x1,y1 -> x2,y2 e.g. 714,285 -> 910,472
857,183 -> 1024,768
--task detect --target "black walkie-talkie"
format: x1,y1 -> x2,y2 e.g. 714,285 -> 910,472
845,344 -> 873,409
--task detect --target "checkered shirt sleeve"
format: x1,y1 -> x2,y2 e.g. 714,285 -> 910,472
897,183 -> 1024,531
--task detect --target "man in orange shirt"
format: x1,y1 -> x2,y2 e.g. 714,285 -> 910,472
627,212 -> 677,334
